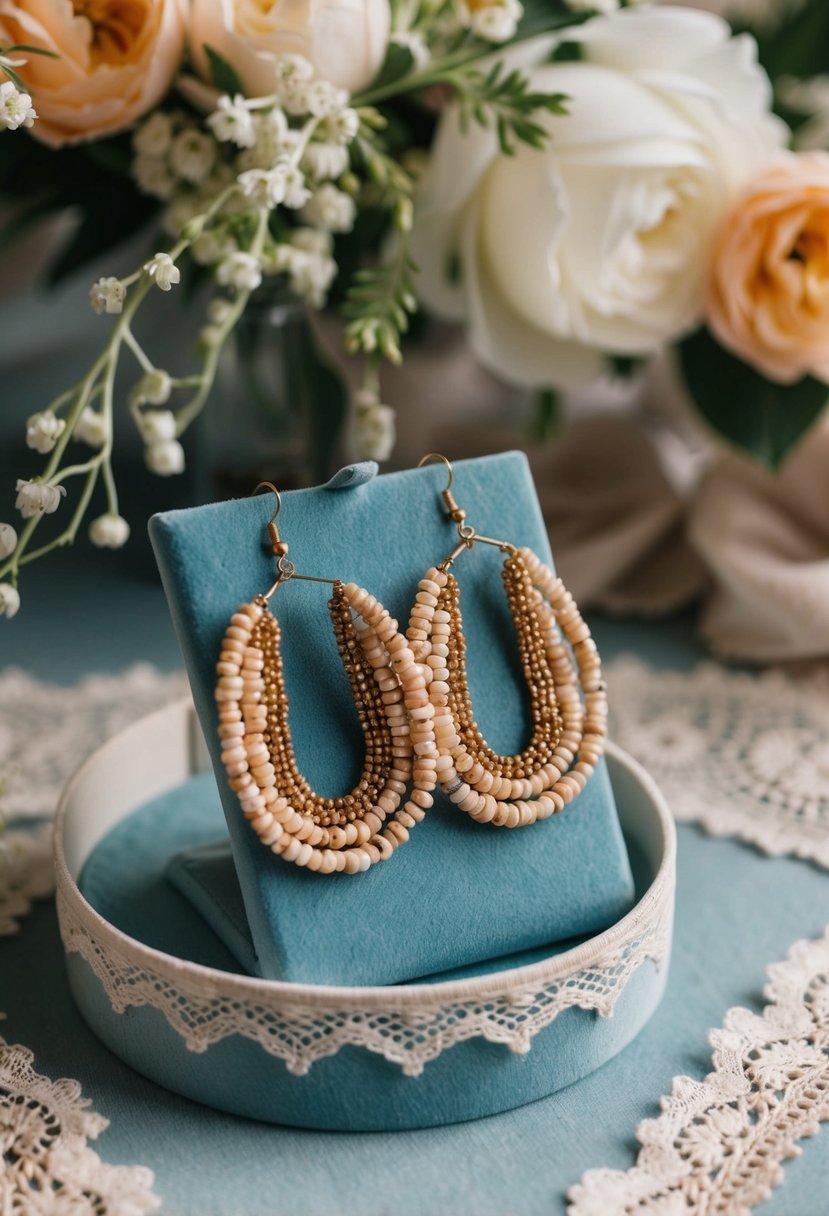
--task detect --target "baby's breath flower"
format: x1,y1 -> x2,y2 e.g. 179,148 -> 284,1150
26,411 -> 66,455
302,141 -> 349,182
170,128 -> 216,183
133,153 -> 176,200
162,193 -> 204,238
89,276 -> 126,315
354,389 -> 395,461
323,108 -> 360,145
306,80 -> 348,119
74,407 -> 108,448
89,513 -> 130,549
207,297 -> 235,325
208,94 -> 256,148
0,523 -> 17,560
191,228 -> 224,265
15,479 -> 66,519
133,111 -> 174,157
217,251 -> 263,292
291,228 -> 333,257
136,409 -> 177,443
0,584 -> 20,620
145,439 -> 185,475
131,369 -> 173,407
301,183 -> 356,232
145,252 -> 181,291
0,80 -> 36,131
462,0 -> 523,40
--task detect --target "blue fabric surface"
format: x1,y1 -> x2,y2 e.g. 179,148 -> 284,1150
0,551 -> 827,1206
149,454 -> 633,984
73,757 -> 666,1129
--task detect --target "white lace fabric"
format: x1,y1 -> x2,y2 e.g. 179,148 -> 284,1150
0,665 -> 187,937
0,666 -> 187,822
0,1032 -> 159,1213
569,927 -> 829,1216
56,863 -> 673,1078
606,656 -> 829,867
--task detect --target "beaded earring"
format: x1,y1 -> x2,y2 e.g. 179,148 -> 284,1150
215,483 -> 429,873
406,455 -> 607,830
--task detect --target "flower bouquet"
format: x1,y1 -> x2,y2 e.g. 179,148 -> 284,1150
1,0 -> 829,619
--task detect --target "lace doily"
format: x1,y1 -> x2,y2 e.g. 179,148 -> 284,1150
569,925 -> 829,1215
0,823 -> 54,936
0,665 -> 186,936
57,865 -> 672,1077
0,1031 -> 159,1213
0,665 -> 187,822
606,656 -> 829,867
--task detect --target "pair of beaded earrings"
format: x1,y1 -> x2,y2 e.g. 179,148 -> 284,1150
215,455 -> 607,874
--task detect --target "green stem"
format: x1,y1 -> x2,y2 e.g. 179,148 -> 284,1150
0,276 -> 152,585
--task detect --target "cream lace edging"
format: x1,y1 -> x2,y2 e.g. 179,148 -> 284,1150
0,1030 -> 159,1213
606,656 -> 829,868
0,665 -> 187,935
569,926 -> 829,1215
57,874 -> 672,1077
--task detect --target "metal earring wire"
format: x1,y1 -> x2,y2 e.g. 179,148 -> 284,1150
214,482 -> 432,872
408,454 -> 608,829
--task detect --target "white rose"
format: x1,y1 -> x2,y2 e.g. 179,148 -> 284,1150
89,513 -> 131,549
411,7 -> 786,389
190,0 -> 391,97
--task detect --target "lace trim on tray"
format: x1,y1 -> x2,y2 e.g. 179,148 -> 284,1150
0,1030 -> 160,1214
606,656 -> 829,868
568,925 -> 829,1216
57,882 -> 672,1077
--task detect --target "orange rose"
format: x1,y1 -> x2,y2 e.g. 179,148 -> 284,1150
0,0 -> 185,147
707,152 -> 829,383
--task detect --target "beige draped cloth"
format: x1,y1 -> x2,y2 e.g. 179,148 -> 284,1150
689,423 -> 829,661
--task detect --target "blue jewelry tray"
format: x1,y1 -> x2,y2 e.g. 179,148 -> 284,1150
55,699 -> 675,1131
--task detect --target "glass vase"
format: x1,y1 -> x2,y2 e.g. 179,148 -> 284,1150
198,280 -> 347,501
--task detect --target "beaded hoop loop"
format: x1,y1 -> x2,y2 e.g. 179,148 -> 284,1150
408,457 -> 607,829
215,487 -> 431,872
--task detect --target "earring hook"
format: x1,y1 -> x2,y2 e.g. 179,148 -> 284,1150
249,480 -> 338,602
253,480 -> 282,526
417,451 -> 467,526
417,452 -> 454,492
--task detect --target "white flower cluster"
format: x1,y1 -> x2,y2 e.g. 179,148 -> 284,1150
353,388 -> 396,462
458,0 -> 523,43
0,77 -> 36,131
131,54 -> 360,314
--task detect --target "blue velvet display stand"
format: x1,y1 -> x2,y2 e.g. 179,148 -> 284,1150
150,453 -> 634,986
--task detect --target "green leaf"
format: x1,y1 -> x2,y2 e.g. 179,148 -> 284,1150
4,43 -> 60,58
679,327 -> 829,469
528,388 -> 561,443
204,44 -> 243,97
369,41 -> 415,92
749,0 -> 829,83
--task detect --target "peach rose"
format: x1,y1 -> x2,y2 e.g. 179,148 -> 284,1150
707,152 -> 829,383
0,0 -> 185,147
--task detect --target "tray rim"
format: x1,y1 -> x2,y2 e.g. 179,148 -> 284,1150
54,697 -> 675,1011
